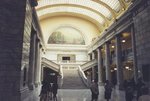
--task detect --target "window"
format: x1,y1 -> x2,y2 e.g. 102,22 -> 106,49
62,57 -> 70,60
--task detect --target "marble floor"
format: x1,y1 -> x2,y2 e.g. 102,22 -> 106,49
36,86 -> 134,101
57,88 -> 126,101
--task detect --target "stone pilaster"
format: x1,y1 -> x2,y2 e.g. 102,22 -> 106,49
28,30 -> 36,90
34,39 -> 40,87
92,52 -> 95,80
37,45 -> 42,84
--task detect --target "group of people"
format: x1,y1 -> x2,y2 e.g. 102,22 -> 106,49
124,78 -> 150,101
90,78 -> 150,101
39,77 -> 149,101
90,80 -> 112,101
39,79 -> 58,101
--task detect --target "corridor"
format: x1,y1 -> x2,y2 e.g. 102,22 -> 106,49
0,0 -> 150,101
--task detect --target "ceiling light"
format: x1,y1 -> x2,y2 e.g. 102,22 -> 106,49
125,66 -> 129,69
122,39 -> 126,43
111,45 -> 115,48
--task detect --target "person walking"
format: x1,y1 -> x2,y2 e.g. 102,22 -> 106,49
90,80 -> 99,101
104,80 -> 112,101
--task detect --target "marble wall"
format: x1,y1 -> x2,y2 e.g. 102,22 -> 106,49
133,1 -> 150,82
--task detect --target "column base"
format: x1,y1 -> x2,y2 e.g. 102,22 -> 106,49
35,82 -> 39,87
28,83 -> 35,90
98,82 -> 104,86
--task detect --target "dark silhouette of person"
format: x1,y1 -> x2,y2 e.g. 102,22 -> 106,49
48,83 -> 53,100
138,86 -> 150,101
52,83 -> 58,101
136,78 -> 145,100
104,80 -> 112,101
39,79 -> 49,101
124,80 -> 134,101
90,80 -> 99,101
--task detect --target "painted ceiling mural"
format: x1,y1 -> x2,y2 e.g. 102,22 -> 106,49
37,0 -> 132,35
48,26 -> 85,45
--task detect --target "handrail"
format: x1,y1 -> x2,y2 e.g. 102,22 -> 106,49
42,57 -> 60,71
78,66 -> 89,87
42,57 -> 64,87
80,59 -> 97,71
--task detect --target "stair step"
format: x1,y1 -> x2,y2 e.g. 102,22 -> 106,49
61,69 -> 87,89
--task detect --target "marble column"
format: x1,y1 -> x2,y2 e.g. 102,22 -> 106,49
97,48 -> 103,85
105,42 -> 111,81
34,39 -> 40,87
92,52 -> 95,81
115,35 -> 123,89
28,31 -> 36,90
131,26 -> 138,83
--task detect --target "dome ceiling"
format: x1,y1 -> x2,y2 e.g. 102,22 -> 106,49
36,0 -> 132,35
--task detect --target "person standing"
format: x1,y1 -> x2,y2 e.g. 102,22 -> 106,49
138,86 -> 150,101
39,80 -> 49,101
136,78 -> 145,100
104,80 -> 112,101
52,83 -> 58,101
90,80 -> 99,101
124,80 -> 134,101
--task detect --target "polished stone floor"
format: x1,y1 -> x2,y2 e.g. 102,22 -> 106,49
57,88 -> 126,101
37,86 -> 132,101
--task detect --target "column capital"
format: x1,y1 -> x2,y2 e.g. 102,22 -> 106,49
96,46 -> 102,52
105,41 -> 111,44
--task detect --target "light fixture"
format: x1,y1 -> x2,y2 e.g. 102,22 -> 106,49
122,39 -> 126,43
114,68 -> 117,70
125,66 -> 129,69
111,45 -> 115,48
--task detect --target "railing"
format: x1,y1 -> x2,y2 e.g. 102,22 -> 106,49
80,59 -> 97,71
78,66 -> 89,87
42,57 -> 64,87
42,57 -> 60,72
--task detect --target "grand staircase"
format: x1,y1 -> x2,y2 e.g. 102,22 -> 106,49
61,68 -> 87,89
